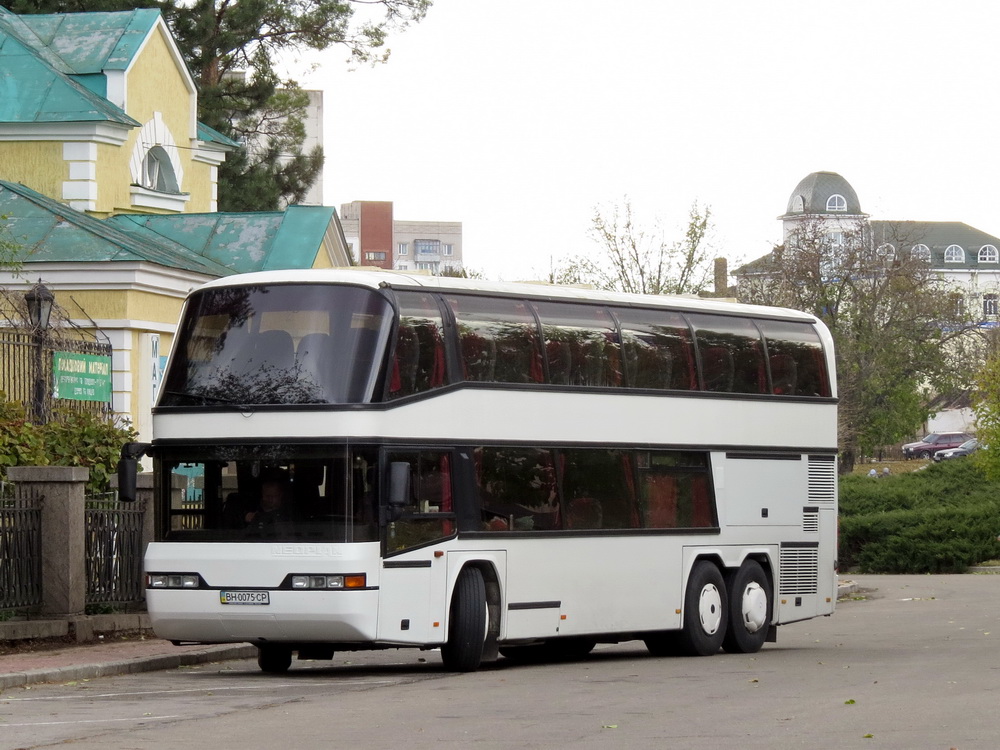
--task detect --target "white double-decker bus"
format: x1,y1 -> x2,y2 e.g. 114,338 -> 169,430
122,269 -> 838,673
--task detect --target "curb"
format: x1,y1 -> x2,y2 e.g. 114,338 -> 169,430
837,579 -> 859,598
0,644 -> 257,690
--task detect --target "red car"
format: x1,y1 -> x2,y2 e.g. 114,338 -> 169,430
901,432 -> 973,459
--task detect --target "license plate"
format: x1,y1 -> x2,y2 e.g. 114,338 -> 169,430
220,590 -> 270,605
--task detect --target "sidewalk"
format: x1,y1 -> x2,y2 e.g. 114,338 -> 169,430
0,638 -> 256,690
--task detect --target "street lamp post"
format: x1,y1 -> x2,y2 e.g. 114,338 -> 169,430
24,281 -> 54,424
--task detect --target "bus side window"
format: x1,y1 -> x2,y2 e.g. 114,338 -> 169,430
389,292 -> 447,400
560,449 -> 639,530
446,295 -> 544,385
533,302 -> 621,388
614,308 -> 696,391
638,452 -> 716,530
689,315 -> 767,394
384,450 -> 456,552
757,319 -> 831,397
476,447 -> 558,531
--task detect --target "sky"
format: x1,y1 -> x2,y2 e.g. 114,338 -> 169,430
287,1 -> 1000,282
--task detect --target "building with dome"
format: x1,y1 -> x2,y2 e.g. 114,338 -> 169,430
736,170 -> 1000,434
738,171 -> 1000,323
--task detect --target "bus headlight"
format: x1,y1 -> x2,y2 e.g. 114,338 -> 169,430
290,574 -> 366,589
148,573 -> 200,589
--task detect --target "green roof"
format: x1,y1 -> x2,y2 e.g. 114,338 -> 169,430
197,122 -> 241,149
2,180 -> 339,276
0,180 -> 232,276
0,7 -> 141,125
108,205 -> 338,273
11,8 -> 161,74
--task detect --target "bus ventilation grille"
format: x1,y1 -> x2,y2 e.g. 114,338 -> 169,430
779,545 -> 819,595
807,455 -> 836,503
802,509 -> 819,534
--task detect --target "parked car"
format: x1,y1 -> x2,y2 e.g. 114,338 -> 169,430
901,432 -> 973,459
933,439 -> 981,462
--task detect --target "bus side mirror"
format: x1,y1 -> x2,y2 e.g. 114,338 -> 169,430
388,461 -> 411,520
117,442 -> 150,503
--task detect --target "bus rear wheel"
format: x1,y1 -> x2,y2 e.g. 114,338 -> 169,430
256,645 -> 292,674
722,560 -> 771,654
441,566 -> 487,672
677,560 -> 727,656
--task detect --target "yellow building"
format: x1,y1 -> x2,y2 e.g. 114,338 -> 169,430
0,8 -> 351,444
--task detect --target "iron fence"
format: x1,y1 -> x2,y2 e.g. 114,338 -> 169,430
85,492 -> 145,605
0,483 -> 43,610
0,329 -> 112,420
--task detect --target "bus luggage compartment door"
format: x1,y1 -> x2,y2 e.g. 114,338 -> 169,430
377,556 -> 442,645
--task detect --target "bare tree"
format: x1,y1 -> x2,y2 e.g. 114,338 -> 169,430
554,199 -> 714,296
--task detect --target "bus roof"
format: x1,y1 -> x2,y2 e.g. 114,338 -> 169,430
194,268 -> 819,323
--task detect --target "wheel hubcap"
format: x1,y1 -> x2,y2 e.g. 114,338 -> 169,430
698,584 -> 723,635
741,582 -> 768,633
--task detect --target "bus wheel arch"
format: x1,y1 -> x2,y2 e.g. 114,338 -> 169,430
677,557 -> 728,656
722,557 -> 773,654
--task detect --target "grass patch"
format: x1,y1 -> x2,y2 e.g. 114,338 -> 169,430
840,459 -> 1000,573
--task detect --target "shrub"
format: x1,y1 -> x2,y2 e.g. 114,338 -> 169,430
839,460 -> 1000,573
0,393 -> 135,493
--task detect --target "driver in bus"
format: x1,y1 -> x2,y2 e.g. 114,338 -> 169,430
246,479 -> 291,528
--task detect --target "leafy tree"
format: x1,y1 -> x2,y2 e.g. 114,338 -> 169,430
4,0 -> 432,210
972,342 -> 1000,480
554,199 -> 714,295
738,218 -> 980,471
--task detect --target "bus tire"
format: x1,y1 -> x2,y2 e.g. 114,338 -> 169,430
722,560 -> 772,654
441,566 -> 487,672
257,645 -> 292,674
677,560 -> 727,656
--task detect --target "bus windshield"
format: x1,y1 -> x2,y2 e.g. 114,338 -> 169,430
159,284 -> 393,406
158,444 -> 379,543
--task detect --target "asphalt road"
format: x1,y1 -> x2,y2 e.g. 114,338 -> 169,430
2,574 -> 999,749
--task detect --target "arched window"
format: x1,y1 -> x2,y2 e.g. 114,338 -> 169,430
979,245 -> 998,263
911,244 -> 931,261
791,195 -> 805,213
877,243 -> 896,263
944,245 -> 965,263
142,146 -> 179,193
826,194 -> 847,212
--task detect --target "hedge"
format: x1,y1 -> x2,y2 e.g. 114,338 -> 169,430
839,459 -> 1000,573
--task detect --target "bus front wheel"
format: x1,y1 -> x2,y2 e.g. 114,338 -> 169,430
677,561 -> 727,656
722,559 -> 772,654
441,566 -> 487,672
257,645 -> 292,674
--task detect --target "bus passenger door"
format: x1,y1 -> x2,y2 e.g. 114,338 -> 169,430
376,448 -> 457,645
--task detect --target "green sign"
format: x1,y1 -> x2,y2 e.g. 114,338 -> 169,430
53,352 -> 112,403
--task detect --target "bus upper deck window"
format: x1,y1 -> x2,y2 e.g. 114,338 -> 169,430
389,292 -> 448,400
756,319 -> 831,397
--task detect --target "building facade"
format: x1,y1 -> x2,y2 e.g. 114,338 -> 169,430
340,200 -> 464,273
0,7 -> 350,448
740,171 -> 1000,324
